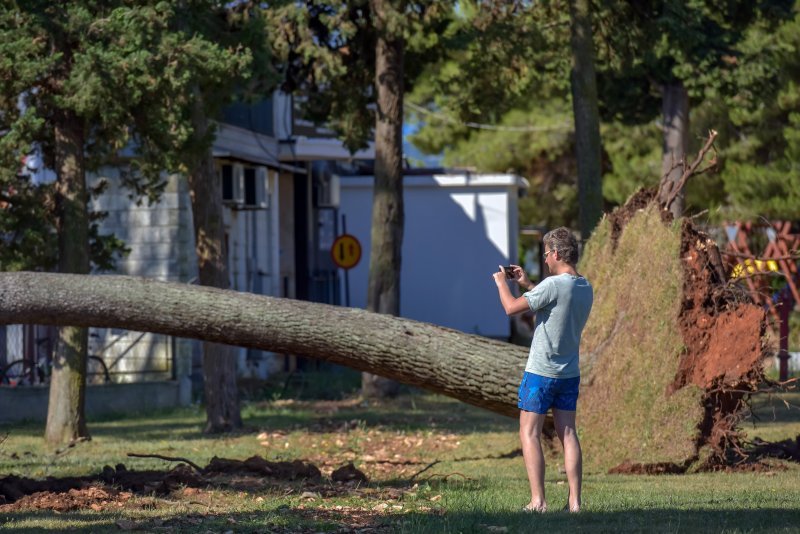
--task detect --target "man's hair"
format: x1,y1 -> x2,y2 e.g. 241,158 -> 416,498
543,227 -> 579,265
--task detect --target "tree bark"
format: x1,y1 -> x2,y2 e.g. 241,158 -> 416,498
0,272 -> 527,418
45,110 -> 90,447
187,98 -> 241,433
659,81 -> 689,218
568,0 -> 603,242
363,0 -> 406,398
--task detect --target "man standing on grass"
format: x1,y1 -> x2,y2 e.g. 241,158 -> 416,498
492,227 -> 593,513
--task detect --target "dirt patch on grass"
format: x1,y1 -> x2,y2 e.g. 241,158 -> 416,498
0,464 -> 201,511
0,456 -> 324,511
0,456 -> 414,532
3,486 -> 133,512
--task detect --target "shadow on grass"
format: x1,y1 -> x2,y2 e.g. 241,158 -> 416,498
88,420 -> 208,442
4,506 -> 799,533
3,393 -> 516,444
745,391 -> 800,425
390,507 -> 800,532
85,396 -> 515,443
0,407 -> 208,441
245,394 -> 517,436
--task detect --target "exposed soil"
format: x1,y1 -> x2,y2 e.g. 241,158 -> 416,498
2,486 -> 133,513
608,460 -> 688,475
672,221 -> 766,393
0,456 -> 339,511
606,188 -> 775,475
0,454 -> 410,531
204,456 -> 323,481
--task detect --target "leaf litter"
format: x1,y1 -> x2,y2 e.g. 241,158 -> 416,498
0,398 -> 463,532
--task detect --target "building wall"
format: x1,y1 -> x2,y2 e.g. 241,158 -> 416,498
338,174 -> 525,339
89,169 -> 197,383
88,165 -> 283,383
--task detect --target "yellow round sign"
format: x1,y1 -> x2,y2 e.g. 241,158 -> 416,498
331,234 -> 362,269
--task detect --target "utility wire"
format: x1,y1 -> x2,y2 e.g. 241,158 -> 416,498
405,101 -> 571,133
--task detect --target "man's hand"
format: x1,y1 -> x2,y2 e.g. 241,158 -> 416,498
508,264 -> 534,291
492,266 -> 509,286
493,265 -> 533,315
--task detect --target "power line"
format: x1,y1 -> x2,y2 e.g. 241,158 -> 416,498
405,101 -> 571,133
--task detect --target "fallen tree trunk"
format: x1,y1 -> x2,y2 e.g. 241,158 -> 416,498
0,272 -> 527,418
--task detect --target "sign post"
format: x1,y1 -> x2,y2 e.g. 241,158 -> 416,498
331,215 -> 361,307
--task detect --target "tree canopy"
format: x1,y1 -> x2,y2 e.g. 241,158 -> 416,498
406,0 -> 800,228
0,1 -> 256,271
0,0 -> 266,445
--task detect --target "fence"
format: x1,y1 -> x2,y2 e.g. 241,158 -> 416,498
0,324 -> 179,385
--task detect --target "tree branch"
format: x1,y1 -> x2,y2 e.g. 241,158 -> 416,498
127,453 -> 204,474
660,129 -> 719,212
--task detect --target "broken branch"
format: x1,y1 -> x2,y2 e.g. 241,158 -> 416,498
661,129 -> 719,212
127,453 -> 204,474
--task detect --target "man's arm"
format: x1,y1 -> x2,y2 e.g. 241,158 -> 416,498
493,267 -> 532,316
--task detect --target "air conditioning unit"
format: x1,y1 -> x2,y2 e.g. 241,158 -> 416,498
316,174 -> 340,207
221,163 -> 244,205
241,166 -> 269,209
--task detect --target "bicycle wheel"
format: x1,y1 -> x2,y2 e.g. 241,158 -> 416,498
88,356 -> 112,383
1,360 -> 36,386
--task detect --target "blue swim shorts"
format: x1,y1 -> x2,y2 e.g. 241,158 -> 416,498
518,372 -> 580,414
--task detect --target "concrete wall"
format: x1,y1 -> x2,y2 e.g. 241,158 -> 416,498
0,380 -> 192,423
338,173 -> 526,338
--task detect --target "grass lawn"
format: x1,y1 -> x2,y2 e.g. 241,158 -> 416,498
0,385 -> 798,533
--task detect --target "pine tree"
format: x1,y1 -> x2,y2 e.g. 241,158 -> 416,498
0,1 -> 254,444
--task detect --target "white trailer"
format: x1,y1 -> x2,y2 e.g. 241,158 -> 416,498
338,172 -> 527,339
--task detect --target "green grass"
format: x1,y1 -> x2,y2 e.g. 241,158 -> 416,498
1,390 -> 799,532
579,208 -> 703,470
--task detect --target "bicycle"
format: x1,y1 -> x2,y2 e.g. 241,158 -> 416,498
0,335 -> 111,387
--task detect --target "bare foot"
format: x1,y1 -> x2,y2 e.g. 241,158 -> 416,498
564,492 -> 580,512
522,502 -> 547,513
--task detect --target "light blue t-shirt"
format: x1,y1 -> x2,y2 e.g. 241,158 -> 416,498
523,273 -> 593,379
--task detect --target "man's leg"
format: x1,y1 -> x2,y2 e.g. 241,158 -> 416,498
519,410 -> 548,511
552,408 -> 582,512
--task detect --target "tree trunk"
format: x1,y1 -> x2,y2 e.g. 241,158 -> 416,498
363,0 -> 405,398
660,80 -> 689,218
187,99 -> 241,433
0,272 -> 527,418
568,0 -> 603,242
45,110 -> 90,447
